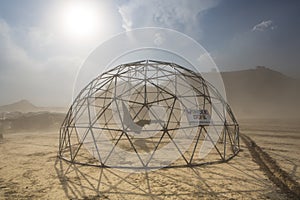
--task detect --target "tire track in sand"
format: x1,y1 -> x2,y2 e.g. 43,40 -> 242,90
241,134 -> 300,199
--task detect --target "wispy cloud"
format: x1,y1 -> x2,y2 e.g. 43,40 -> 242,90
252,20 -> 276,32
117,0 -> 220,38
0,18 -> 79,106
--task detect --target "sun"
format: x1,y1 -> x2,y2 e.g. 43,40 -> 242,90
61,2 -> 100,39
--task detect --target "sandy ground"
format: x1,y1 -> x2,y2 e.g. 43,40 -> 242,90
240,119 -> 300,185
0,120 -> 299,199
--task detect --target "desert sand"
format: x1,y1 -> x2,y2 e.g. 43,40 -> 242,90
0,118 -> 299,199
0,68 -> 299,199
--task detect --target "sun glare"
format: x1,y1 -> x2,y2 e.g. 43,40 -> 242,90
62,2 -> 100,39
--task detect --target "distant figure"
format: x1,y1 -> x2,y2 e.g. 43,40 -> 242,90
0,123 -> 4,141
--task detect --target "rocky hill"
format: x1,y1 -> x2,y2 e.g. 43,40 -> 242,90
221,66 -> 300,119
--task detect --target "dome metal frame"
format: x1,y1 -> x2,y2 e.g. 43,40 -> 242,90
58,60 -> 239,170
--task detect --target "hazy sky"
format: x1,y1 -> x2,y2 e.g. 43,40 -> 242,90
0,0 -> 299,106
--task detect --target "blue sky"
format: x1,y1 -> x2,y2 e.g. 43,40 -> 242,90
0,0 -> 299,106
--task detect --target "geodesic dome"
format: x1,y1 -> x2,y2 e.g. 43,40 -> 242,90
58,60 -> 239,170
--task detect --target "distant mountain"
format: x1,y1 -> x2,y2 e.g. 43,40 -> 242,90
0,99 -> 39,113
0,66 -> 298,120
0,100 -> 67,131
0,100 -> 67,113
221,66 -> 300,119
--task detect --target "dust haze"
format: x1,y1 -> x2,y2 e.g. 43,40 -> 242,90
0,67 -> 300,199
